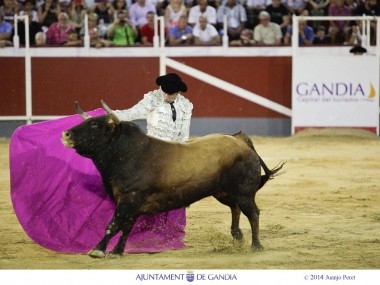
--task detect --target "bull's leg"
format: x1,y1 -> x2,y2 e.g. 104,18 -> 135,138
237,197 -> 263,251
213,196 -> 243,241
89,202 -> 137,258
107,215 -> 137,258
89,215 -> 121,258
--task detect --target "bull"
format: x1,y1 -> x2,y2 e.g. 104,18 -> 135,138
61,101 -> 285,258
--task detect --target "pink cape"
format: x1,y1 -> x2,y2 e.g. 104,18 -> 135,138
9,109 -> 186,254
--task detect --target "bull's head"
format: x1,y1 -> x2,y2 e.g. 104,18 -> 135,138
61,100 -> 120,158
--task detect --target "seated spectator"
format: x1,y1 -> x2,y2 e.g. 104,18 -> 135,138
113,0 -> 128,20
354,0 -> 379,45
45,11 -> 75,45
129,0 -> 157,29
230,28 -> 255,46
216,0 -> 247,41
265,0 -> 290,36
193,15 -> 220,45
306,0 -> 330,31
188,0 -> 217,26
0,10 -> 13,46
69,1 -> 87,32
347,25 -> 361,46
0,0 -> 17,26
107,9 -> 137,45
284,19 -> 314,45
35,31 -> 46,45
140,10 -> 166,45
253,10 -> 282,45
64,29 -> 82,45
246,0 -> 267,29
152,0 -> 166,16
19,0 -> 39,23
284,0 -> 307,15
328,0 -> 351,44
89,0 -> 115,25
168,14 -> 193,45
38,0 -> 59,29
312,25 -> 330,44
59,0 -> 72,14
14,9 -> 43,45
164,0 -> 187,29
79,12 -> 112,47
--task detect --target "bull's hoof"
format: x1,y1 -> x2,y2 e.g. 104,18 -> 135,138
252,244 -> 264,252
88,249 -> 106,258
231,229 -> 243,241
106,253 -> 123,259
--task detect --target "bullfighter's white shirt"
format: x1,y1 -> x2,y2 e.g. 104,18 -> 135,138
114,89 -> 193,142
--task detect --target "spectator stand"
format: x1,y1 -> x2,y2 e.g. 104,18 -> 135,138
2,14 -> 379,136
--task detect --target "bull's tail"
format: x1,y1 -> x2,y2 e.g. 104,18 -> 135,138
232,131 -> 285,191
257,156 -> 285,190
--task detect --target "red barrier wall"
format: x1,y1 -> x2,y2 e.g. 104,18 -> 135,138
0,57 -> 291,117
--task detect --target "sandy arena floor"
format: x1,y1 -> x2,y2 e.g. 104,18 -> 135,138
0,129 -> 379,270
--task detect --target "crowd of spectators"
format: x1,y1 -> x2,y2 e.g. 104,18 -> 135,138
0,0 -> 379,47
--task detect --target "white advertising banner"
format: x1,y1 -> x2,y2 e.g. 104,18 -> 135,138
292,56 -> 379,134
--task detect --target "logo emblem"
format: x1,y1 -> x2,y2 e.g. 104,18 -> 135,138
186,271 -> 195,282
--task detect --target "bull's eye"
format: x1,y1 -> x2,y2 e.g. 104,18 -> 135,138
90,123 -> 98,130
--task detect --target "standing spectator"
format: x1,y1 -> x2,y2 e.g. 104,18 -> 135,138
0,10 -> 13,46
265,0 -> 290,36
45,11 -> 75,45
217,0 -> 247,41
140,10 -> 166,45
0,0 -> 17,26
129,0 -> 157,29
284,18 -> 314,45
253,10 -> 282,44
193,15 -> 220,45
188,0 -> 217,26
107,9 -> 137,45
164,0 -> 187,29
328,0 -> 351,44
168,14 -> 193,45
38,0 -> 59,29
14,9 -> 42,45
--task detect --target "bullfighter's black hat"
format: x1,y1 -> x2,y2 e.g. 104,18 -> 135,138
349,45 -> 367,54
156,73 -> 188,94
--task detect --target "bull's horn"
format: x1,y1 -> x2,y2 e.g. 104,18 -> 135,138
75,101 -> 91,120
101,100 -> 120,124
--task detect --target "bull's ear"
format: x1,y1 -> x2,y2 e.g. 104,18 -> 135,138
101,100 -> 120,124
75,101 -> 91,120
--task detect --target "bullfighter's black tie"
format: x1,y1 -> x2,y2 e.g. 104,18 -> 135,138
170,102 -> 176,122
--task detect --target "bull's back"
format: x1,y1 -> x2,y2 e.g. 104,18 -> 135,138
153,134 -> 256,187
